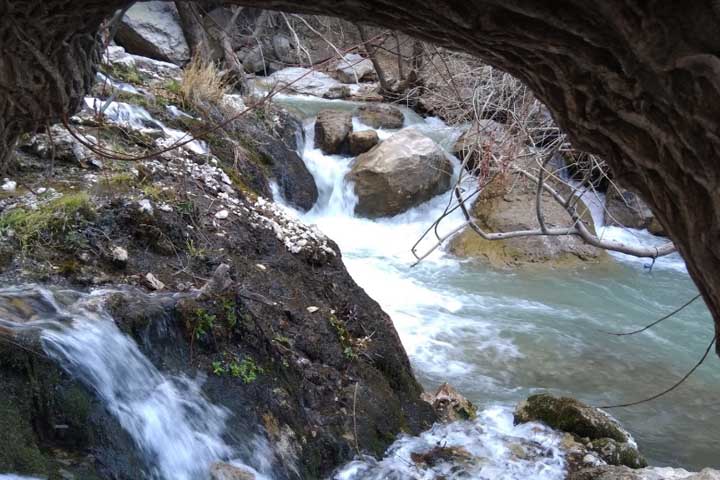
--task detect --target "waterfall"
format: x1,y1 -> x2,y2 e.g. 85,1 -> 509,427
0,286 -> 270,480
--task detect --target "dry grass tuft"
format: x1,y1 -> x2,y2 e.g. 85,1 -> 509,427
180,56 -> 232,111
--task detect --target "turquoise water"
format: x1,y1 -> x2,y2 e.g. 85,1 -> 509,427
273,93 -> 719,470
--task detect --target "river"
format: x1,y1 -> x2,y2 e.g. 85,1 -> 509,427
273,94 -> 720,472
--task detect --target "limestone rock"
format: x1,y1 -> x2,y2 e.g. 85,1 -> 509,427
110,246 -> 129,266
606,186 -> 656,230
449,166 -> 605,268
335,53 -> 375,84
421,383 -> 477,422
347,129 -> 452,218
355,104 -> 404,129
116,1 -> 190,65
348,130 -> 379,156
314,110 -> 352,155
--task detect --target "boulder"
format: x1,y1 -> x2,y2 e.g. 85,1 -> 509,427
346,129 -> 453,218
314,110 -> 353,155
421,383 -> 477,423
355,104 -> 405,129
115,1 -> 190,65
348,130 -> 379,156
335,53 -> 375,84
606,186 -> 656,230
515,394 -> 629,442
449,166 -> 606,268
515,394 -> 647,470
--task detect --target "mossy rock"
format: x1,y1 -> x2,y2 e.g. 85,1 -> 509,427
514,394 -> 628,442
588,437 -> 648,469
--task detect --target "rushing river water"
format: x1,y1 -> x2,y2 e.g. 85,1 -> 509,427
1,88 -> 718,480
273,94 -> 720,472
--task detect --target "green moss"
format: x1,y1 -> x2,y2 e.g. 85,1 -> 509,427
0,192 -> 94,250
0,396 -> 48,475
102,63 -> 142,85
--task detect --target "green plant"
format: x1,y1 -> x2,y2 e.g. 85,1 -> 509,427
329,313 -> 356,359
223,300 -> 237,329
185,239 -> 206,258
0,192 -> 94,250
233,357 -> 263,384
212,361 -> 225,376
194,308 -> 216,340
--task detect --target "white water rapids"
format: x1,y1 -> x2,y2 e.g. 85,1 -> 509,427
1,89 -> 718,479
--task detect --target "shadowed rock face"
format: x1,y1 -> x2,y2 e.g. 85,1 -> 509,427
2,0 -> 720,350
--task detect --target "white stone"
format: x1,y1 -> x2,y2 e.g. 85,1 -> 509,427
215,209 -> 229,219
306,306 -> 319,313
1,179 -> 17,192
145,272 -> 165,291
138,199 -> 154,214
111,246 -> 129,263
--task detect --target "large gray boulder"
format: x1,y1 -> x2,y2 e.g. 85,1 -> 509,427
346,129 -> 453,218
569,466 -> 720,480
314,110 -> 353,155
355,104 -> 405,129
116,1 -> 190,65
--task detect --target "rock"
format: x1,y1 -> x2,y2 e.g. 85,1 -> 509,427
355,104 -> 405,129
647,217 -> 666,236
1,179 -> 16,192
215,209 -> 230,219
410,445 -> 473,468
110,246 -> 129,265
272,34 -> 293,64
515,394 -> 646,470
421,382 -> 477,422
606,186 -> 656,230
115,1 -> 190,65
347,129 -> 453,218
262,67 -> 346,97
335,53 -> 375,84
449,166 -> 605,267
103,45 -> 137,69
323,85 -> 352,100
314,110 -> 353,155
452,120 -> 509,172
348,130 -> 379,156
569,466 -> 720,480
515,394 -> 629,442
19,125 -> 97,168
144,272 -> 165,291
241,45 -> 267,74
210,462 -> 256,480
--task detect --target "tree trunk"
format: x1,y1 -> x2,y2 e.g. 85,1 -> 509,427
3,0 -> 720,352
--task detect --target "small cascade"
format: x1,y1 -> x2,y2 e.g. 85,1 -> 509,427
0,286 -> 271,480
334,407 -> 565,480
82,97 -> 209,155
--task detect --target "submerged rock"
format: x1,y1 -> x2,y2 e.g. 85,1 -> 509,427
314,110 -> 352,155
347,129 -> 453,218
210,462 -> 256,480
348,130 -> 379,156
355,104 -> 405,129
515,394 -> 646,470
421,382 -> 477,423
115,1 -> 190,65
